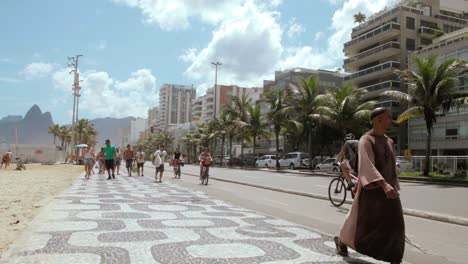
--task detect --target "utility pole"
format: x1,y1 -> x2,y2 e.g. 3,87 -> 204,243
211,61 -> 221,162
67,55 -> 83,162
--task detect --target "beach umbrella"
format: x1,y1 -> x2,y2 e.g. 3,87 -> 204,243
75,144 -> 88,148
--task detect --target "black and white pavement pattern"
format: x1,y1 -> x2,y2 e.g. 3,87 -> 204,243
2,170 -> 386,264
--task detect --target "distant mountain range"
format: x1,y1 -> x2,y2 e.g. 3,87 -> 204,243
0,105 -> 135,146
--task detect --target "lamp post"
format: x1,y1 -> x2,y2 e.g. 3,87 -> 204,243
67,54 -> 83,161
211,61 -> 222,119
211,61 -> 221,161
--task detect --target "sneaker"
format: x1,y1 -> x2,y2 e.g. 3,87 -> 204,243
112,174 -> 115,179
107,177 -> 111,180
346,182 -> 355,191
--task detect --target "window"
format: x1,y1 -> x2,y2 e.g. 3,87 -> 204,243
406,38 -> 415,51
446,128 -> 458,139
420,38 -> 432,46
406,17 -> 415,29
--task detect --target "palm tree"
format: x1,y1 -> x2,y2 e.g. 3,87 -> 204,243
263,89 -> 287,169
57,126 -> 71,149
75,119 -> 93,144
209,110 -> 234,166
383,54 -> 468,176
281,120 -> 304,152
225,93 -> 252,166
245,104 -> 270,160
48,124 -> 61,145
284,76 -> 321,168
156,131 -> 175,152
316,83 -> 375,137
354,12 -> 366,24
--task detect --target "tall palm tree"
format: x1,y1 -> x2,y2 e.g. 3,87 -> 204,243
48,124 -> 61,145
225,93 -> 252,166
156,131 -> 175,152
284,76 -> 321,168
57,126 -> 71,149
316,83 -> 375,137
75,119 -> 93,144
354,12 -> 366,24
209,110 -> 234,166
383,54 -> 468,176
245,104 -> 270,159
263,89 -> 288,169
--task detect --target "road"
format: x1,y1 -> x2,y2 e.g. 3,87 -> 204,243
158,164 -> 468,264
176,164 -> 468,220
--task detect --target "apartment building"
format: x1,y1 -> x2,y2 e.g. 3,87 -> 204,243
343,0 -> 468,154
263,68 -> 344,93
408,28 -> 468,155
201,85 -> 263,122
191,97 -> 203,123
156,84 -> 196,131
147,106 -> 159,129
130,117 -> 147,143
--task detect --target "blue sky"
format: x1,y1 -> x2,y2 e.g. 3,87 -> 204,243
0,0 -> 396,124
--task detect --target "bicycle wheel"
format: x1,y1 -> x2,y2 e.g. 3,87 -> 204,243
203,172 -> 209,185
328,177 -> 347,207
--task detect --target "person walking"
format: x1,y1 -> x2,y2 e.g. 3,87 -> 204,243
335,108 -> 404,264
81,146 -> 94,179
123,144 -> 134,177
103,139 -> 116,180
135,148 -> 146,177
115,148 -> 122,175
96,148 -> 105,174
1,150 -> 13,169
153,144 -> 167,183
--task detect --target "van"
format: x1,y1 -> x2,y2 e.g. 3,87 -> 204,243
278,152 -> 309,169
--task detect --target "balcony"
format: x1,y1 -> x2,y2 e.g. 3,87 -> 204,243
359,80 -> 400,99
435,14 -> 468,25
344,61 -> 400,84
418,26 -> 441,39
344,41 -> 400,72
345,22 -> 401,55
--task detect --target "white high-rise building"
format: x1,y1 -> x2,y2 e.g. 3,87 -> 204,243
130,117 -> 147,143
156,84 -> 196,131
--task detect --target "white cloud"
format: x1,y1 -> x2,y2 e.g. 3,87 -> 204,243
314,31 -> 324,40
52,68 -> 158,119
111,0 -> 245,31
287,18 -> 305,39
21,62 -> 57,79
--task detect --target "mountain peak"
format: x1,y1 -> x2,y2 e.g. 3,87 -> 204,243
24,104 -> 42,121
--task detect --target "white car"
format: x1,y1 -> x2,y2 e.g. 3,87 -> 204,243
279,152 -> 309,169
255,155 -> 277,168
315,158 -> 340,172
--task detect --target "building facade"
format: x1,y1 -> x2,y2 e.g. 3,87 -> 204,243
342,0 -> 468,154
147,106 -> 159,129
130,117 -> 147,144
156,84 -> 196,131
408,28 -> 468,155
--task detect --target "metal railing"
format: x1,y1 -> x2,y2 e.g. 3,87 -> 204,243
400,156 -> 468,175
435,14 -> 468,25
344,41 -> 400,64
409,135 -> 468,142
345,22 -> 401,48
360,80 -> 400,92
344,61 -> 400,81
418,26 -> 440,36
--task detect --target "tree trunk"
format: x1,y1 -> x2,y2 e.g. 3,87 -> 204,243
275,130 -> 280,169
308,126 -> 313,169
240,128 -> 244,166
252,133 -> 256,162
53,135 -> 56,145
424,129 -> 432,176
220,135 -> 225,166
229,135 -> 233,166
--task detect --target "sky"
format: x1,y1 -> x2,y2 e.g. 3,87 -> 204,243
0,0 -> 398,125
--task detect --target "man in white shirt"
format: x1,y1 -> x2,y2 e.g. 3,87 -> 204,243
153,144 -> 167,183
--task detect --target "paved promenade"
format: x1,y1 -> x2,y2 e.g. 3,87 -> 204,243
2,171 -> 386,264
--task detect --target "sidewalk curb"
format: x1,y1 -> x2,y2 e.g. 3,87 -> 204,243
176,169 -> 468,227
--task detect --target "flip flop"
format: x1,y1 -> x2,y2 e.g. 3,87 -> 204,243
334,236 -> 348,257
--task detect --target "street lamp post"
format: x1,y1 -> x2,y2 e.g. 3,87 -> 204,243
211,61 -> 221,162
67,55 -> 83,162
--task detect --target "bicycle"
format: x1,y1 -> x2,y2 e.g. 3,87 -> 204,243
15,156 -> 26,171
328,167 -> 358,207
173,160 -> 182,179
200,165 -> 209,185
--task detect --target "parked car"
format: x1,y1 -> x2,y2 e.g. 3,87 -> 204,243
279,152 -> 310,169
315,158 -> 340,172
255,155 -> 277,168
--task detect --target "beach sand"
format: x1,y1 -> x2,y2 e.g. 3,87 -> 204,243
0,163 -> 83,256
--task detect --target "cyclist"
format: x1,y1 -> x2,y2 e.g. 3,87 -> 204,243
172,148 -> 182,178
336,133 -> 359,190
198,147 -> 212,179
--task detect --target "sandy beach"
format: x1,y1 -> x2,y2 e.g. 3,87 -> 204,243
0,163 -> 83,256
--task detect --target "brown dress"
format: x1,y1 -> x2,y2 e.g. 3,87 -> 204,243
339,131 -> 405,263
